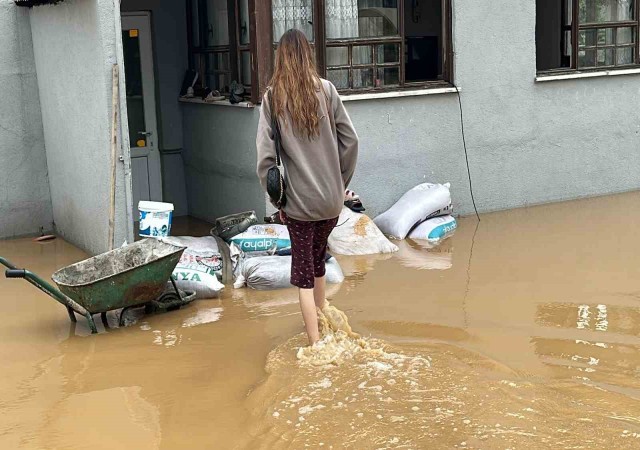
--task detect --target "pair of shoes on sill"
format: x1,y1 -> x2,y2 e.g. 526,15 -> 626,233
204,90 -> 225,103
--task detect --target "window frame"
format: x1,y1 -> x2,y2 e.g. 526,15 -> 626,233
537,0 -> 640,75
320,0 -> 453,94
185,1 -> 455,102
186,0 -> 259,102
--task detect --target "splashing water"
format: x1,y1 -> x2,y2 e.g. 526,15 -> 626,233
297,302 -> 429,369
296,302 -> 383,366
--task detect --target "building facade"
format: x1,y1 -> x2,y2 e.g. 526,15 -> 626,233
2,0 -> 639,255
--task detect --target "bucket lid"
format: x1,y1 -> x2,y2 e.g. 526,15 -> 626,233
138,201 -> 175,212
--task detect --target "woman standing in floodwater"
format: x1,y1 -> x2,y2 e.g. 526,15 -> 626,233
256,29 -> 359,346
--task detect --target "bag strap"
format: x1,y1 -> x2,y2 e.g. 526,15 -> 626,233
322,82 -> 335,134
268,89 -> 283,167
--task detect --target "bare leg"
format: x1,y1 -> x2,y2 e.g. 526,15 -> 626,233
313,276 -> 327,310
299,288 -> 320,345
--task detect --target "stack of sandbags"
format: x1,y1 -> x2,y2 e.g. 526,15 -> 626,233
234,255 -> 344,291
374,183 -> 456,243
328,207 -> 398,255
162,236 -> 243,299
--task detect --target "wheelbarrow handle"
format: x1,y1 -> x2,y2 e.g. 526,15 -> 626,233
0,256 -> 98,334
6,269 -> 27,278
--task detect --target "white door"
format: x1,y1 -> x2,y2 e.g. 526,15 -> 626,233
121,13 -> 162,217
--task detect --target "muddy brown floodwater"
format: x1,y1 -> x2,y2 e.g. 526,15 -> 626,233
2,192 -> 640,449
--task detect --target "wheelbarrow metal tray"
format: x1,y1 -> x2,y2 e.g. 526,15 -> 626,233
51,239 -> 186,314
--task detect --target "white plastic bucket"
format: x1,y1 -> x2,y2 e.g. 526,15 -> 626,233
138,201 -> 174,238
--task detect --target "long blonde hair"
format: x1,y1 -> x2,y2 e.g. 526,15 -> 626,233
270,29 -> 321,140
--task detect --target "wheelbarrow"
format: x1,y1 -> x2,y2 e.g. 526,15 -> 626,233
0,239 -> 187,334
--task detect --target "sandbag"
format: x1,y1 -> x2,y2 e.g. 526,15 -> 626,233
408,215 -> 457,244
234,256 -> 344,291
328,207 -> 398,255
229,224 -> 291,254
374,183 -> 452,239
162,236 -> 242,298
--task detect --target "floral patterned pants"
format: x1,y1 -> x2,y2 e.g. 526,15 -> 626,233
286,216 -> 339,289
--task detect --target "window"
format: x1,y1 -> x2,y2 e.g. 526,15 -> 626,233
187,0 -> 254,99
270,0 -> 453,92
185,1 -> 453,102
537,0 -> 639,73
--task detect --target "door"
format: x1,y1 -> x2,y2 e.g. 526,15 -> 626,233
121,13 -> 162,217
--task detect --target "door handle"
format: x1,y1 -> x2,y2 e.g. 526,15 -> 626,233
138,131 -> 152,136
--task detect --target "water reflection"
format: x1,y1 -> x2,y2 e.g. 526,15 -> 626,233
537,302 -> 640,336
395,239 -> 454,270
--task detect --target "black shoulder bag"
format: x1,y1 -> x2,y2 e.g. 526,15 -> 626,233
266,90 -> 287,208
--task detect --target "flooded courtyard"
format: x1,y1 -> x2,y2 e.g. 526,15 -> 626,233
2,192 -> 640,449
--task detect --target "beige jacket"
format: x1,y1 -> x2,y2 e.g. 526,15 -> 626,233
256,79 -> 359,222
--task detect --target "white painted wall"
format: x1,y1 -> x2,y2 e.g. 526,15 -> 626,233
30,0 -> 132,254
0,1 -> 53,238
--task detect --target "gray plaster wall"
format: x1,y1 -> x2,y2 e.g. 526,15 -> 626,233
30,0 -> 130,254
121,0 -> 189,216
0,1 -> 53,238
348,0 -> 640,217
183,0 -> 640,221
182,104 -> 265,222
450,0 -> 640,215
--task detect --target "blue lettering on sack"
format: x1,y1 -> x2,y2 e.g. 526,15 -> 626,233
231,238 -> 291,252
427,220 -> 457,240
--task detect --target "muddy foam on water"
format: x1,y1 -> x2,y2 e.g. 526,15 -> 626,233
295,302 -> 424,369
247,302 -> 640,449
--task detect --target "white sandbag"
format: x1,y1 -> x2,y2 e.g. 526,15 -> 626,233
234,256 -> 344,291
374,183 -> 452,240
328,207 -> 398,255
229,224 -> 291,254
408,215 -> 457,244
162,236 -> 234,299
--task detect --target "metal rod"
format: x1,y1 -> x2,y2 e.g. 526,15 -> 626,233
108,64 -> 119,251
170,277 -> 182,300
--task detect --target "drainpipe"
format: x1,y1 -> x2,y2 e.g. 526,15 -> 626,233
112,0 -> 135,244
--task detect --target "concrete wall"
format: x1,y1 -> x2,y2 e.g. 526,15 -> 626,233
451,0 -> 640,215
182,104 -> 266,222
121,0 -> 189,216
0,1 -> 53,238
346,0 -> 640,217
30,0 -> 131,254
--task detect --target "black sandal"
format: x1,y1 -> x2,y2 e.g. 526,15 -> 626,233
344,199 -> 366,213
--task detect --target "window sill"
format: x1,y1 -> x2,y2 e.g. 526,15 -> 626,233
339,87 -> 459,102
535,67 -> 640,82
178,97 -> 255,108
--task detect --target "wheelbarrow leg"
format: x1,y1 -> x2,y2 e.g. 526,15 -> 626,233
101,312 -> 109,328
170,277 -> 182,299
85,314 -> 98,334
66,307 -> 77,322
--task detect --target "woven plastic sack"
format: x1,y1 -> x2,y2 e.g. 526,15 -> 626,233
229,224 -> 291,254
328,207 -> 398,255
163,236 -> 241,298
234,256 -> 344,290
408,215 -> 457,244
374,183 -> 452,239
